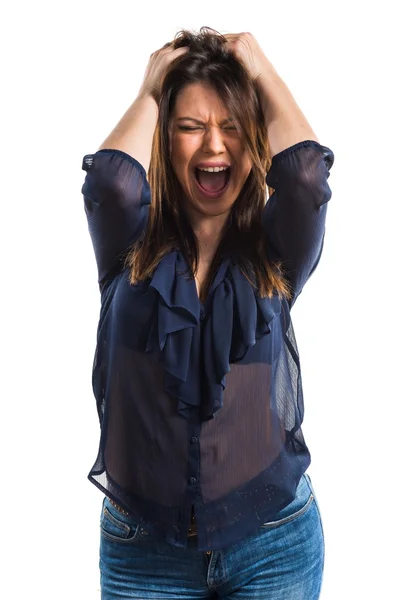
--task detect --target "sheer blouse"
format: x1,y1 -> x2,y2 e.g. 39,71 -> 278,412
81,139 -> 335,550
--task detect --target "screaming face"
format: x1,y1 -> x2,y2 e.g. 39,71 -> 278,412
168,82 -> 252,221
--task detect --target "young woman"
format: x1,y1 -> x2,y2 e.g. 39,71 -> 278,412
81,26 -> 334,600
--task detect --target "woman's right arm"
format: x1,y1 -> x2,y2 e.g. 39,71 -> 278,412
81,143 -> 151,291
97,41 -> 189,173
81,44 -> 189,290
81,94 -> 158,291
97,93 -> 158,176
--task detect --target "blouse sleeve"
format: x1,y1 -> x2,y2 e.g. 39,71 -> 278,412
262,140 -> 335,309
81,149 -> 151,289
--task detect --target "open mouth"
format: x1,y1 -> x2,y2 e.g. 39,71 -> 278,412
194,167 -> 231,197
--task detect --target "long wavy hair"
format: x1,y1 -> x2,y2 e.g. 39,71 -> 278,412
125,26 -> 292,303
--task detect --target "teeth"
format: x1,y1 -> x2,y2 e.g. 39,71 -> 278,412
197,166 -> 229,173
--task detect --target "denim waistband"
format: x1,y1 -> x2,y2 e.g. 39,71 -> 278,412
108,497 -> 198,537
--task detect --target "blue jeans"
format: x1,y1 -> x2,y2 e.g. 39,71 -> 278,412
99,472 -> 325,599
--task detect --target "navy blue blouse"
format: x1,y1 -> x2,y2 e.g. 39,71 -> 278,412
81,139 -> 334,551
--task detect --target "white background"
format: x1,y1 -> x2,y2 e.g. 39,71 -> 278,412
2,1 -> 399,598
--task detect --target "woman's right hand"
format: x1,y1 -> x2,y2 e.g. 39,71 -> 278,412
138,42 -> 190,103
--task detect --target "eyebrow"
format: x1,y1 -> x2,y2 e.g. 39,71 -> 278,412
176,117 -> 234,125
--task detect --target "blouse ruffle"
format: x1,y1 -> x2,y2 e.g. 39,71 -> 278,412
145,251 -> 282,421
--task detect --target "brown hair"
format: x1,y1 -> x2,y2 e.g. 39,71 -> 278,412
125,26 -> 292,303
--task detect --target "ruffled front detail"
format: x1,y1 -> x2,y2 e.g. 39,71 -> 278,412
145,251 -> 201,417
201,262 -> 282,421
145,251 -> 282,421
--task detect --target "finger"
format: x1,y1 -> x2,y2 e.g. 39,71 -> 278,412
167,46 -> 190,55
160,44 -> 189,54
169,44 -> 190,50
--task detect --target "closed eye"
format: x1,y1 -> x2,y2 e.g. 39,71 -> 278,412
178,126 -> 237,131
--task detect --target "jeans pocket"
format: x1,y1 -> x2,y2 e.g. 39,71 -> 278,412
100,497 -> 143,544
303,473 -> 323,516
261,473 -> 314,529
303,473 -> 325,546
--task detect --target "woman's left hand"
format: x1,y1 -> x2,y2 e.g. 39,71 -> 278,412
223,32 -> 273,83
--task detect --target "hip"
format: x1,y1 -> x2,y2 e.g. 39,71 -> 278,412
99,472 -> 325,599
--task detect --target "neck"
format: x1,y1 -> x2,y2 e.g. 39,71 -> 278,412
192,217 -> 228,261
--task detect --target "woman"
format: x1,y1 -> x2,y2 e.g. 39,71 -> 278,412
81,27 -> 334,600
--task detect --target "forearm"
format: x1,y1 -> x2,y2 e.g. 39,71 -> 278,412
97,93 -> 159,176
255,62 -> 319,158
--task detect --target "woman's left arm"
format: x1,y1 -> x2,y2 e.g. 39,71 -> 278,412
223,32 -> 319,154
225,33 -> 335,308
262,141 -> 335,308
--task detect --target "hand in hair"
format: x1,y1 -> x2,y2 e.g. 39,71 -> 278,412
223,32 -> 273,84
139,42 -> 190,103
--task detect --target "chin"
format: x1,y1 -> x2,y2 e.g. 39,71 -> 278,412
195,199 -> 235,216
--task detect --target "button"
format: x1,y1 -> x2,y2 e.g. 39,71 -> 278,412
200,311 -> 205,321
189,477 -> 197,484
190,436 -> 198,444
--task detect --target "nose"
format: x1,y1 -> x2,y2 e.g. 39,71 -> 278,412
201,125 -> 226,154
